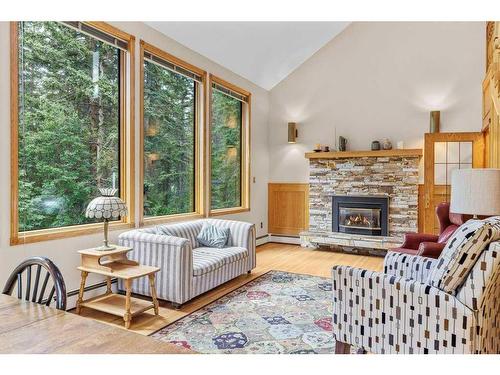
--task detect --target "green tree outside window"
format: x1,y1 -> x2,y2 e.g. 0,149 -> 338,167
17,22 -> 121,232
142,60 -> 196,217
210,90 -> 242,210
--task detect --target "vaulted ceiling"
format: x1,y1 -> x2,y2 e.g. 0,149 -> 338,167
146,22 -> 350,90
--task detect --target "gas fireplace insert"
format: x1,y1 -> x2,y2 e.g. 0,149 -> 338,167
332,195 -> 389,236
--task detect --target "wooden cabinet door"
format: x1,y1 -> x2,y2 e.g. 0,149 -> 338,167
268,183 -> 309,236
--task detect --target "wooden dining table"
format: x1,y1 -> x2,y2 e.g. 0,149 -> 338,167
0,294 -> 191,354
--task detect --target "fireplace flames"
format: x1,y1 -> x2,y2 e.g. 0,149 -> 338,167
345,214 -> 373,228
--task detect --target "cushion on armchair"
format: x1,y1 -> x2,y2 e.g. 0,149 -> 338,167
427,216 -> 500,293
196,222 -> 230,248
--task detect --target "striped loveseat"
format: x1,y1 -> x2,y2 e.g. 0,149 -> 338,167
118,219 -> 256,307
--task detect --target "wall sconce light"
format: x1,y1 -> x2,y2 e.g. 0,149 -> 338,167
430,111 -> 440,133
288,122 -> 298,143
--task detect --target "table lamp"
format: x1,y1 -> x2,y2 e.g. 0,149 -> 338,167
85,188 -> 128,251
450,168 -> 500,217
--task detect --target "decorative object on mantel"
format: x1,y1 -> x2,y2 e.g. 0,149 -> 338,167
85,188 -> 128,251
371,140 -> 380,151
451,168 -> 500,217
430,110 -> 440,133
322,145 -> 330,152
313,143 -> 322,152
396,140 -> 404,149
338,136 -> 347,151
287,122 -> 298,143
381,138 -> 392,150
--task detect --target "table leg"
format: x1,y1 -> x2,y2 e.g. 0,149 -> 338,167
124,279 -> 132,329
106,276 -> 112,295
148,274 -> 159,315
76,271 -> 88,314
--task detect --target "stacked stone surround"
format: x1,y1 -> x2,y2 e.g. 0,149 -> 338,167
309,156 -> 420,239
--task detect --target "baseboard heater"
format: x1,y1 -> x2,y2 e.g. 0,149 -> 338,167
66,278 -> 118,297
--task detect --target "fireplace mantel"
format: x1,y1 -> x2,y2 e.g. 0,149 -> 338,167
305,149 -> 422,159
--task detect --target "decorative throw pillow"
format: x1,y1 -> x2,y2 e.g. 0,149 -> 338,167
196,223 -> 230,248
427,216 -> 500,294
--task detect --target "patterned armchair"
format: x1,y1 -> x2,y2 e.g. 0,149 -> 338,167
332,241 -> 500,354
118,219 -> 256,307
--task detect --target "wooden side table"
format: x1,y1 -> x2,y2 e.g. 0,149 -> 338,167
76,246 -> 160,329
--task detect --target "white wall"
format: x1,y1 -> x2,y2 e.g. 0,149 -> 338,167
268,22 -> 485,183
0,21 -> 270,302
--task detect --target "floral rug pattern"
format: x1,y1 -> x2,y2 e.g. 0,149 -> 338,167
151,271 -> 339,354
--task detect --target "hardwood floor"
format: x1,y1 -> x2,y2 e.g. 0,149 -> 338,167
75,243 -> 384,336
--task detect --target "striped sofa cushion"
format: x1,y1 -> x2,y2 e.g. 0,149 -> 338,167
192,247 -> 248,276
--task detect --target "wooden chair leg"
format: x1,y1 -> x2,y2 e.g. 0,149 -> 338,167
335,340 -> 351,354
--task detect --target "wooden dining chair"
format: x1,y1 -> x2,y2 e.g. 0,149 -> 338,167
2,256 -> 67,310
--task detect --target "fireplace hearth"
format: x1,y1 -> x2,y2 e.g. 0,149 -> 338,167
332,195 -> 389,236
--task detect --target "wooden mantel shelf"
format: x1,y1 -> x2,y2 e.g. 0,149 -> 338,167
305,149 -> 423,159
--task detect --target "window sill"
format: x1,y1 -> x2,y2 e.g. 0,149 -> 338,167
11,221 -> 134,246
209,207 -> 250,217
141,212 -> 205,227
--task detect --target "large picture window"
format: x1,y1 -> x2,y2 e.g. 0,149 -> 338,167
140,41 -> 205,223
11,22 -> 134,244
209,75 -> 250,214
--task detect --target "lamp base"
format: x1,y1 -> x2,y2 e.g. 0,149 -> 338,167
95,244 -> 117,251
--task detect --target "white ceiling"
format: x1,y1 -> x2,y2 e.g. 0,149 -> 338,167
146,22 -> 350,90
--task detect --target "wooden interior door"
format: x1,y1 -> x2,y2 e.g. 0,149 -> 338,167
423,132 -> 485,234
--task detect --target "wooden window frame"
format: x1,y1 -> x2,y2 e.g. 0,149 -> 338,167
139,40 -> 207,226
10,21 -> 136,245
208,74 -> 251,216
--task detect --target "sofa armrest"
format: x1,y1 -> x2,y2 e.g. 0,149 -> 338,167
400,232 -> 439,250
383,251 -> 437,282
418,242 -> 445,259
118,229 -> 193,304
331,265 -> 474,354
119,229 -> 191,248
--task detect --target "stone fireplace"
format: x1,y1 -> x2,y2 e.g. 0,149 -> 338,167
308,152 -> 421,239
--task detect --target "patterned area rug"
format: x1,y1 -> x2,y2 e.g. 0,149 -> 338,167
151,270 -> 339,354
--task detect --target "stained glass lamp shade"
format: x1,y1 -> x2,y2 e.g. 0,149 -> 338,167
85,188 -> 128,251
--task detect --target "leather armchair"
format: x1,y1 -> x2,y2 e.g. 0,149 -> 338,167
391,202 -> 470,258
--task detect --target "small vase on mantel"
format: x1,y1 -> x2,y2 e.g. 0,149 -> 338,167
381,138 -> 392,150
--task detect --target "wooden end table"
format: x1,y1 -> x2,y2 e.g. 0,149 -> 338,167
76,246 -> 160,329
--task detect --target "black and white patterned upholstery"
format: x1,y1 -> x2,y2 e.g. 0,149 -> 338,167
332,240 -> 500,354
118,219 -> 256,305
428,217 -> 500,293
